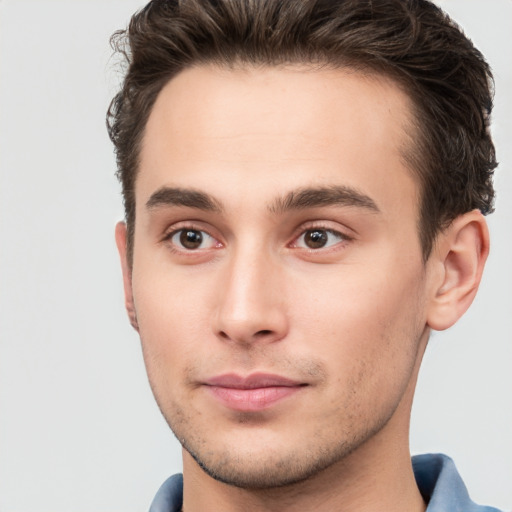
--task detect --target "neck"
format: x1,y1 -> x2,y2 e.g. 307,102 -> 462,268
182,438 -> 425,512
182,396 -> 426,512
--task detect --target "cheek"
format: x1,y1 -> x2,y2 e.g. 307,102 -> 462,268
130,263 -> 215,387
290,261 -> 426,387
133,253 -> 213,332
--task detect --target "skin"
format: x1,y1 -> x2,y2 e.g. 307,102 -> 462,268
116,65 -> 489,512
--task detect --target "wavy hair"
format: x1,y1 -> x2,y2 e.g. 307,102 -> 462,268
107,0 -> 496,262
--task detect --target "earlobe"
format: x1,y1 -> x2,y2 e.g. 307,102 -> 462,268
115,221 -> 139,332
426,211 -> 489,331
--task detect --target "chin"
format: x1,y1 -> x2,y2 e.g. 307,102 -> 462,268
184,441 -> 342,489
173,417 -> 386,490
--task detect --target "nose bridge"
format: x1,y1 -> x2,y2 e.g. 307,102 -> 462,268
214,240 -> 288,344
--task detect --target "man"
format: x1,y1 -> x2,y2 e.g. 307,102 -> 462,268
107,0 -> 501,510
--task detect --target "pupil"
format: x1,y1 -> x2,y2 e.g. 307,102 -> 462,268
305,230 -> 327,248
180,229 -> 202,249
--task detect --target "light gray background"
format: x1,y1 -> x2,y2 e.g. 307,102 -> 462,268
0,1 -> 510,510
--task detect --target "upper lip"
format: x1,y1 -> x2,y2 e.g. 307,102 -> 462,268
204,373 -> 304,389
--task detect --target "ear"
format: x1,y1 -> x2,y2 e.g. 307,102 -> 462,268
115,222 -> 139,332
426,210 -> 489,331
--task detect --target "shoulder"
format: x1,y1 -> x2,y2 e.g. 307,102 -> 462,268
148,473 -> 183,512
413,453 -> 503,512
147,457 -> 504,512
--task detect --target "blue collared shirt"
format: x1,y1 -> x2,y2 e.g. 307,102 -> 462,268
149,453 -> 503,512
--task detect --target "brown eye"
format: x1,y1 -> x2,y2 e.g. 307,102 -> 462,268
304,229 -> 329,249
168,228 -> 219,251
179,229 -> 203,249
294,228 -> 347,250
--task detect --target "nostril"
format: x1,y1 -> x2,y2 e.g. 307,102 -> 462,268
255,329 -> 273,337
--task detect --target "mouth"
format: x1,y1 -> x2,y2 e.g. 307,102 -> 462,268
203,373 -> 307,412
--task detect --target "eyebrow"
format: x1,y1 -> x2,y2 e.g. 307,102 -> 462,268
145,184 -> 380,216
146,187 -> 223,213
268,185 -> 380,214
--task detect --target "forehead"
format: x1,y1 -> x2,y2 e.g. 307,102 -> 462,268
138,64 -> 419,216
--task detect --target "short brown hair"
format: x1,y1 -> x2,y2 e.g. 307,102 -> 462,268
107,0 -> 496,262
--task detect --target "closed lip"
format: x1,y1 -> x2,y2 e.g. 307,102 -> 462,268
203,373 -> 307,412
204,372 -> 305,389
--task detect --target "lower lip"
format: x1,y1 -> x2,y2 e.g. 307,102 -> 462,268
206,385 -> 302,412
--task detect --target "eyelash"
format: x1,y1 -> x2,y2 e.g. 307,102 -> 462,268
162,224 -> 221,253
162,223 -> 352,254
290,227 -> 351,251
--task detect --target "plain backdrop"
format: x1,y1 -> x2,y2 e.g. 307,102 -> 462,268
0,0 -> 510,510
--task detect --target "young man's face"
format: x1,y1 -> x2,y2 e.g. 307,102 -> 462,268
118,65 -> 438,487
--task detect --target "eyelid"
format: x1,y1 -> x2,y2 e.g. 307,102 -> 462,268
288,221 -> 354,252
293,229 -> 347,249
162,220 -> 216,240
161,221 -> 223,251
290,220 -> 354,240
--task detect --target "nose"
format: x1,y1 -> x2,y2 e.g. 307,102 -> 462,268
213,249 -> 289,346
